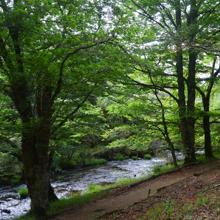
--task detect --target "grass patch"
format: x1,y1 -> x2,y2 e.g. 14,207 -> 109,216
195,195 -> 209,207
140,192 -> 219,220
152,163 -> 177,176
140,200 -> 175,220
140,199 -> 194,220
114,153 -> 127,161
49,176 -> 149,216
196,150 -> 220,163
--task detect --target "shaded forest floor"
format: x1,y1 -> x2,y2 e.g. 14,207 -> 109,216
52,160 -> 220,220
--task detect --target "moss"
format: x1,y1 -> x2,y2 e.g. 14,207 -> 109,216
17,187 -> 28,199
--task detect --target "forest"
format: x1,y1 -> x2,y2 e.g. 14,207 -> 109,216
0,0 -> 220,219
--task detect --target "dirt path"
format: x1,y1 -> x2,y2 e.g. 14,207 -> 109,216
53,160 -> 220,220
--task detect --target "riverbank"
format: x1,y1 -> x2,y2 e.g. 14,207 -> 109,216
1,158 -> 167,220
3,153 -> 218,220
16,162 -> 178,220
50,159 -> 220,220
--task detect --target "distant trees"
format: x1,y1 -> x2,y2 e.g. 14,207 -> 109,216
126,0 -> 220,163
196,56 -> 220,158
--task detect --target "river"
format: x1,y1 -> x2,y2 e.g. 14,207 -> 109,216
0,157 -> 176,219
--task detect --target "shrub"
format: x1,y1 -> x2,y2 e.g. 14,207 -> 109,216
84,158 -> 107,166
114,153 -> 126,161
59,160 -> 76,170
131,155 -> 139,160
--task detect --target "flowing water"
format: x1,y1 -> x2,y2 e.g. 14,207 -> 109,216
0,158 -> 169,220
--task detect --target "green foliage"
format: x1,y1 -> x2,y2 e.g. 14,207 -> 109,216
152,163 -> 176,176
196,196 -> 209,207
114,153 -> 126,161
141,200 -> 175,220
84,158 -> 107,166
141,194 -> 214,220
17,187 -> 29,199
0,152 -> 22,185
131,155 -> 139,160
144,154 -> 152,160
0,1 -> 220,219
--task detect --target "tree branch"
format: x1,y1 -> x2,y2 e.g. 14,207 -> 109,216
51,36 -> 114,103
52,89 -> 95,135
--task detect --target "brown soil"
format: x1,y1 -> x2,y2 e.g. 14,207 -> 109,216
52,160 -> 220,220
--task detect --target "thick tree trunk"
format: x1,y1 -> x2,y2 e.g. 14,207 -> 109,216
180,117 -> 196,164
21,118 -> 51,219
175,0 -> 197,164
184,0 -> 198,163
202,97 -> 213,158
176,47 -> 196,163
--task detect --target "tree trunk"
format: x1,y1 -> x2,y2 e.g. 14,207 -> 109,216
175,0 -> 197,164
184,0 -> 198,163
202,97 -> 213,158
183,118 -> 196,163
179,118 -> 194,163
175,0 -> 191,164
21,118 -> 51,219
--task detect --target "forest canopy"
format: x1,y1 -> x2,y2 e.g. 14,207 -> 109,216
0,0 -> 219,219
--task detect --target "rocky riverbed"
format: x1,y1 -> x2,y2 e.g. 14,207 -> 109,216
0,158 -> 167,220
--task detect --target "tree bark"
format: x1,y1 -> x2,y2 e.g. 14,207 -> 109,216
175,29 -> 194,162
21,118 -> 51,219
202,97 -> 213,158
175,0 -> 197,164
184,0 -> 198,163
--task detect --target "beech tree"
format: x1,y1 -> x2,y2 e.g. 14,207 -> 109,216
0,0 -> 122,218
196,56 -> 220,158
